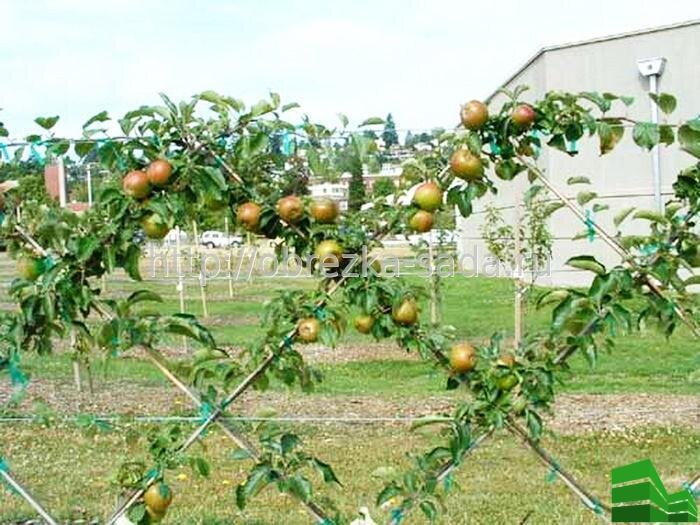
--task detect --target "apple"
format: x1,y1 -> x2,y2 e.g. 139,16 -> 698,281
236,202 -> 262,232
460,100 -> 489,130
123,170 -> 150,199
511,104 -> 536,128
408,210 -> 433,233
277,195 -> 304,224
450,149 -> 483,181
310,198 -> 339,223
146,159 -> 173,186
413,181 -> 442,212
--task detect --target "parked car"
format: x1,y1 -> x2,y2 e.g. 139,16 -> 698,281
200,230 -> 243,248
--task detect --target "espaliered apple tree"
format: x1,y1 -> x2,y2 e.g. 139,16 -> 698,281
0,86 -> 698,525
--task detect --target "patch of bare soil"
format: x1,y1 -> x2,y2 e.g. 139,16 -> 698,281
1,377 -> 697,435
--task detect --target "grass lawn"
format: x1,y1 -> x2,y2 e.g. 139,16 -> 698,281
5,266 -> 698,396
1,424 -> 697,524
0,254 -> 698,523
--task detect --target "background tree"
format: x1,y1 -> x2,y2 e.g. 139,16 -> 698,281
372,177 -> 395,199
382,113 -> 399,148
347,171 -> 366,211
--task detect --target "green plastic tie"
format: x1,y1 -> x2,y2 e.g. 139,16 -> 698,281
198,401 -> 215,435
313,306 -> 328,321
282,335 -> 294,349
681,481 -> 699,497
390,508 -> 404,524
42,255 -> 55,271
0,458 -> 19,495
584,209 -> 596,242
0,143 -> 9,161
587,497 -> 604,515
8,353 -> 28,388
29,143 -> 43,164
443,471 -> 454,491
545,461 -> 559,484
489,139 -> 501,155
566,139 -> 578,154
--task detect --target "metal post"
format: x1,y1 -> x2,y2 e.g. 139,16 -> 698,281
637,57 -> 666,213
57,158 -> 67,208
86,164 -> 93,207
649,74 -> 662,212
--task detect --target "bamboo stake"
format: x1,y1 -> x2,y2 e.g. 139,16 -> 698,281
513,203 -> 524,348
506,419 -> 611,522
142,347 -> 329,522
0,465 -> 58,525
225,216 -> 234,298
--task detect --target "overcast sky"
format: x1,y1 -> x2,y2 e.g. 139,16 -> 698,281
1,0 -> 699,138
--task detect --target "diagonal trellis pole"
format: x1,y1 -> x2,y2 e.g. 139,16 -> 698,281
11,224 -> 335,523
0,458 -> 58,525
140,346 -> 332,522
515,153 -> 700,338
506,419 -> 611,522
105,246 -> 373,524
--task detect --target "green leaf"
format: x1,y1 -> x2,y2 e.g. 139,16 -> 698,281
359,117 -> 384,127
34,116 -> 59,130
576,191 -> 597,206
74,141 -> 95,158
597,121 -> 625,155
312,458 -> 341,485
83,111 -> 109,128
126,290 -> 163,306
632,122 -> 660,150
336,113 -> 349,128
123,245 -> 142,281
649,92 -> 676,114
280,433 -> 299,454
536,289 -> 569,309
592,203 -> 609,212
542,202 -> 565,217
566,176 -> 590,185
231,448 -> 252,460
286,475 -> 312,502
633,209 -> 667,223
419,501 -> 438,522
684,275 -> 700,287
48,140 -> 70,156
614,207 -> 635,228
281,102 -> 300,112
566,255 -> 606,275
659,124 -> 674,146
193,456 -> 211,477
376,483 -> 402,506
678,120 -> 700,158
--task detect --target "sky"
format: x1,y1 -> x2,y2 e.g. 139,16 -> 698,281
1,0 -> 699,139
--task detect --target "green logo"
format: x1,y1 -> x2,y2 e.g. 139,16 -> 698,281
611,459 -> 697,523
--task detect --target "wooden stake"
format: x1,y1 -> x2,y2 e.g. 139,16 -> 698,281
513,203 -> 524,349
225,216 -> 234,298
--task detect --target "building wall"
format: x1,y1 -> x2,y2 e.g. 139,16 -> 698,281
456,22 -> 700,286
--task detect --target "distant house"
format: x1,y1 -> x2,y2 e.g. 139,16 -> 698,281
455,19 -> 700,286
309,163 -> 404,210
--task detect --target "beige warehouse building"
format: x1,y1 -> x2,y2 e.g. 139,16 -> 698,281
456,19 -> 700,286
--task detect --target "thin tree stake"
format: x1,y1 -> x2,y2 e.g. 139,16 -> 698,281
0,467 -> 58,525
